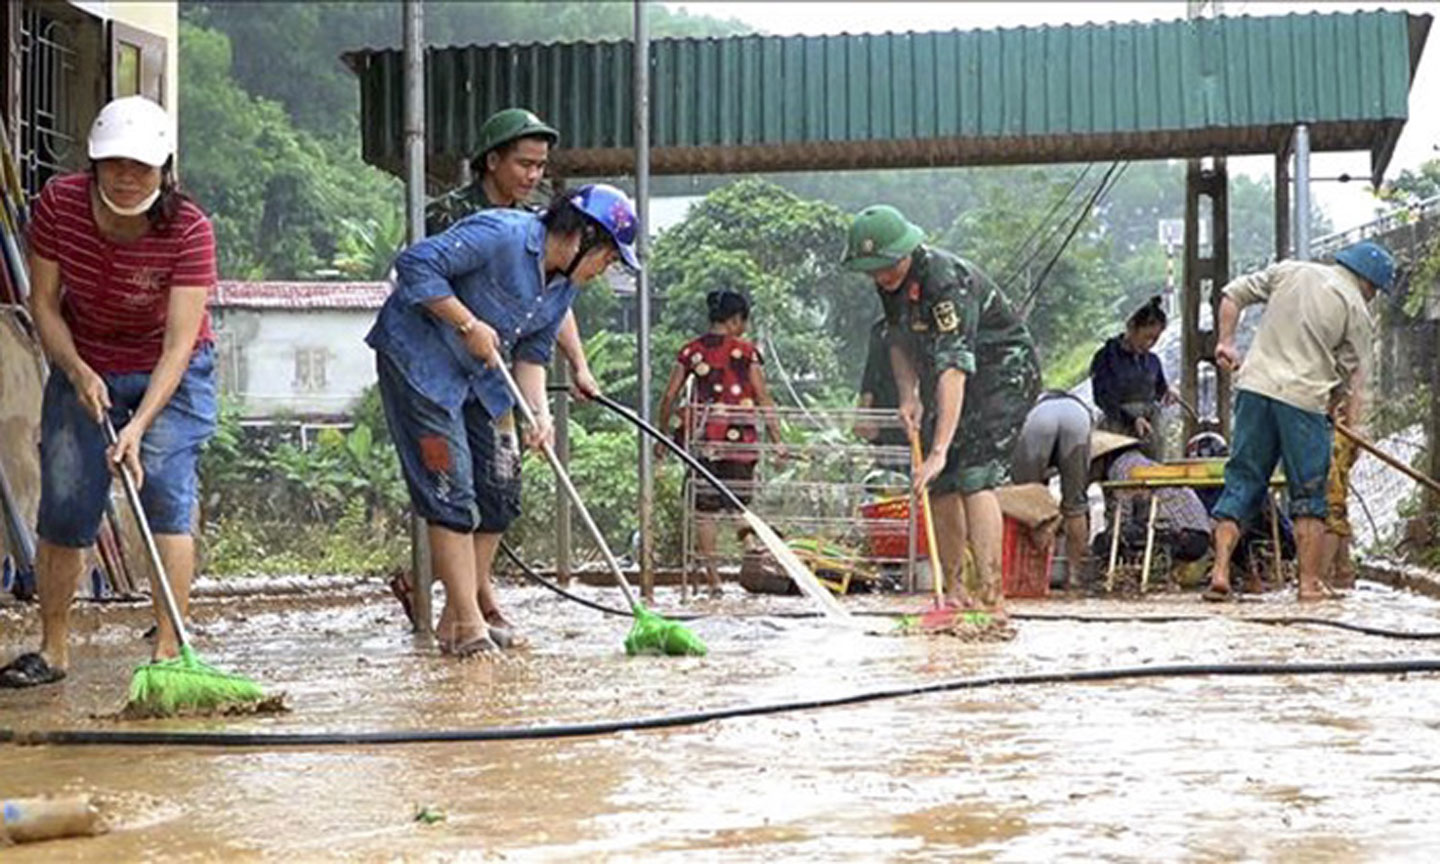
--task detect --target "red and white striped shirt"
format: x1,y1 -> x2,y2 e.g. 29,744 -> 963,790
28,173 -> 216,374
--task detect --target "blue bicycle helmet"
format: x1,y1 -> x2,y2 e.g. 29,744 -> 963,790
568,183 -> 640,271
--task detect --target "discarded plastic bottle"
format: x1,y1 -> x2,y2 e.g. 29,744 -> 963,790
1,795 -> 102,844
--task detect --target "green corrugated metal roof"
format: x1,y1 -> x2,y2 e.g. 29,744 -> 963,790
344,10 -> 1431,185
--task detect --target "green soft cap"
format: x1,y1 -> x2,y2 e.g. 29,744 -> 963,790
842,204 -> 925,272
475,107 -> 560,160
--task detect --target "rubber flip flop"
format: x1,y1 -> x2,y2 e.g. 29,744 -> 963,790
444,632 -> 500,657
0,652 -> 67,688
1201,585 -> 1232,603
483,611 -> 528,649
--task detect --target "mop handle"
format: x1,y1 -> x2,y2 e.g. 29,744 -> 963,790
1173,394 -> 1201,422
494,363 -> 640,610
908,427 -> 944,604
102,417 -> 192,649
1336,420 -> 1440,496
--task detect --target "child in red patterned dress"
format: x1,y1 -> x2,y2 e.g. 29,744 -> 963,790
656,290 -> 784,596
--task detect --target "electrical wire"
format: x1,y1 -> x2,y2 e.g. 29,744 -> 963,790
1020,161 -> 1129,316
997,164 -> 1095,290
8,658 -> 1439,748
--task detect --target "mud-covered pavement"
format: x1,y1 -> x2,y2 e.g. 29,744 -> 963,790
4,579 -> 1440,862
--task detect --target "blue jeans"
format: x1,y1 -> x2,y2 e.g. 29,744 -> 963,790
375,350 -> 522,534
1213,390 -> 1331,524
37,344 -> 218,546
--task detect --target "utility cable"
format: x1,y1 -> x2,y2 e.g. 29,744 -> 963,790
1001,162 -> 1114,295
1020,161 -> 1129,316
997,164 -> 1095,290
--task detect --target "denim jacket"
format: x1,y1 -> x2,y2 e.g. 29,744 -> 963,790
365,209 -> 577,417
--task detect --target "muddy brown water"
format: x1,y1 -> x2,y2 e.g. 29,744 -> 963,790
4,580 -> 1440,862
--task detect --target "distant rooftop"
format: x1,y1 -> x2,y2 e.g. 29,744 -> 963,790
211,281 -> 390,311
346,10 -> 1431,186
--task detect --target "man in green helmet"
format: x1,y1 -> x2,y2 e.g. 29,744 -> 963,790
427,107 -> 599,398
843,205 -> 1041,608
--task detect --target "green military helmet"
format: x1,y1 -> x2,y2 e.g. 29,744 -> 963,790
843,205 -> 925,272
474,107 -> 559,161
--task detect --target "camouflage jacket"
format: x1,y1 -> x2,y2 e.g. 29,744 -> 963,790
426,183 -> 513,236
880,246 -> 1038,397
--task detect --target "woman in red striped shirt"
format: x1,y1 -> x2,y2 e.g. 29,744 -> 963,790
0,96 -> 219,689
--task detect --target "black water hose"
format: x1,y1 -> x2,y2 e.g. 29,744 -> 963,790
6,658 -> 1438,748
576,389 -> 750,513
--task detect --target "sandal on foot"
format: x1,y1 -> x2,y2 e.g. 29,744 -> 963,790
1201,584 -> 1232,603
442,633 -> 500,657
483,611 -> 528,649
0,652 -> 66,688
389,572 -> 418,629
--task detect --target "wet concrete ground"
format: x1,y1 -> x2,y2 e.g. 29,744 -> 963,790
4,579 -> 1440,861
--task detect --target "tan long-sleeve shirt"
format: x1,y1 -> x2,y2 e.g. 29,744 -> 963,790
1221,260 -> 1372,415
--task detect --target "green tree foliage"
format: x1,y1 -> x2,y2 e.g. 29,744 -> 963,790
179,20 -> 401,279
648,179 -> 856,400
1382,159 -> 1440,203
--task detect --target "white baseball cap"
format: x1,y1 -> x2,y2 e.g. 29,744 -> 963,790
88,96 -> 173,167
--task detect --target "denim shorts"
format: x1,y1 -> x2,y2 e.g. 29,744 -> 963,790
1213,390 -> 1331,524
375,351 -> 522,534
37,343 -> 218,546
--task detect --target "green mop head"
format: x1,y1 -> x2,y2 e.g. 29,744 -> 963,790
624,605 -> 707,657
125,644 -> 267,718
894,609 -> 994,635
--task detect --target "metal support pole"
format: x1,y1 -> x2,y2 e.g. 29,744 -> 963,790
1294,124 -> 1311,261
634,0 -> 654,600
1182,160 -> 1203,443
1430,320 -> 1440,518
403,0 -> 432,638
403,0 -> 425,246
1274,145 -> 1291,260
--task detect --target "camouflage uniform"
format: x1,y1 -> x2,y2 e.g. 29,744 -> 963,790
881,246 -> 1041,496
425,183 -> 545,236
426,183 -> 505,236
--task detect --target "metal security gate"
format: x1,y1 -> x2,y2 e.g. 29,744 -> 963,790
18,4 -> 79,199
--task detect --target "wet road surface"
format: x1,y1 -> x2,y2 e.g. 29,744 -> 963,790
4,580 -> 1440,861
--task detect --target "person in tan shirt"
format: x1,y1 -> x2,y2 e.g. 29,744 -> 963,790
1204,240 -> 1395,602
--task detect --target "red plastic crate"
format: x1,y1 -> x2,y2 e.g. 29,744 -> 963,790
1002,516 -> 1053,598
859,496 -> 930,559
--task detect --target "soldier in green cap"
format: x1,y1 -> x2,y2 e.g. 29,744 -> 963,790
427,107 -> 599,398
843,205 -> 1041,608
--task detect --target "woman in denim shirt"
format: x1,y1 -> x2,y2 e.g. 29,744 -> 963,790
367,184 -> 638,656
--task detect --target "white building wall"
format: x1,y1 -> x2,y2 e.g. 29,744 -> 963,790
215,309 -> 378,418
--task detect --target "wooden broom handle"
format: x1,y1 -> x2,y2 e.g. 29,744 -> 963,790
1335,420 -> 1440,497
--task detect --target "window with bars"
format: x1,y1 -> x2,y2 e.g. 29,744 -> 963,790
294,348 -> 329,393
7,3 -> 167,200
17,4 -> 82,199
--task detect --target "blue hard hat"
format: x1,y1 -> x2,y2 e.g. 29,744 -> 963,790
1334,240 -> 1396,293
569,183 -> 640,271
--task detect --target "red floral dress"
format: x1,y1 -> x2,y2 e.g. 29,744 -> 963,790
677,334 -> 762,463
